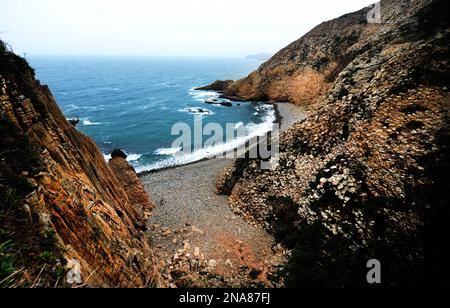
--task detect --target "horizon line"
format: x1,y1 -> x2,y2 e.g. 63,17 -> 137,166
23,53 -> 271,60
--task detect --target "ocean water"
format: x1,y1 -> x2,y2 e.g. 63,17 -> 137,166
29,56 -> 274,172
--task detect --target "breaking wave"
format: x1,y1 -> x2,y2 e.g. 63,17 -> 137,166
135,104 -> 276,173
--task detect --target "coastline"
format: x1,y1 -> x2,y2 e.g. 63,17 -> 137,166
139,101 -> 307,285
138,102 -> 307,177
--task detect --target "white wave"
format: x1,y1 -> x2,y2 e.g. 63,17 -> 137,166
189,89 -> 220,102
67,104 -> 104,111
127,154 -> 143,161
234,122 -> 245,129
154,147 -> 183,156
135,104 -> 276,173
178,107 -> 214,116
82,119 -> 102,126
67,104 -> 81,109
98,87 -> 120,91
103,153 -> 143,162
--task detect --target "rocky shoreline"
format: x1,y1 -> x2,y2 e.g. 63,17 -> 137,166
139,102 -> 306,287
138,101 -> 306,177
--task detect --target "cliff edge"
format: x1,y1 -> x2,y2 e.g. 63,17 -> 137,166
0,42 -> 162,287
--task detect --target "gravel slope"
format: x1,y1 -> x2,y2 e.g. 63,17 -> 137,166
140,103 -> 306,287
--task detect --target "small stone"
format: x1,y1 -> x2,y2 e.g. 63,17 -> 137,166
330,176 -> 341,186
161,230 -> 172,237
194,247 -> 200,257
191,226 -> 205,235
208,260 -> 217,269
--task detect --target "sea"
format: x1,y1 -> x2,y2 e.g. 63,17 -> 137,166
29,56 -> 275,172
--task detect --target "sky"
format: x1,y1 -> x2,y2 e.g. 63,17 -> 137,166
0,0 -> 375,57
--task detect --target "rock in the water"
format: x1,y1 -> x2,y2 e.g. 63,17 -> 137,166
110,149 -> 128,159
219,102 -> 233,107
67,117 -> 80,127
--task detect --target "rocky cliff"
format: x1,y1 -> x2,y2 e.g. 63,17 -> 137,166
216,0 -> 450,287
208,0 -> 440,107
0,42 -> 162,287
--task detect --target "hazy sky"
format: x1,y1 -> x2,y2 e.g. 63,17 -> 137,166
0,0 -> 375,57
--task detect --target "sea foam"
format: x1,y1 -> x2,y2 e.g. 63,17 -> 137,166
103,153 -> 143,162
154,147 -> 183,156
82,119 -> 102,126
135,104 -> 276,173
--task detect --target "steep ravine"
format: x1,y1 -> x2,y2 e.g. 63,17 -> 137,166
214,0 -> 450,287
0,42 -> 163,287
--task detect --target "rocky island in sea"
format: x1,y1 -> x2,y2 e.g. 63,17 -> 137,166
1,0 -> 449,289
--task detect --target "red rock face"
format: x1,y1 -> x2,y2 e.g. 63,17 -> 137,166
108,157 -> 156,229
0,44 -> 162,287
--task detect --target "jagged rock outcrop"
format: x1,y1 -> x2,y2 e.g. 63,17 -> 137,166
0,42 -> 162,287
216,0 -> 450,287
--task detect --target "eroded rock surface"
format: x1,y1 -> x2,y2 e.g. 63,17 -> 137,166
0,42 -> 162,287
109,153 -> 155,229
216,0 -> 450,287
